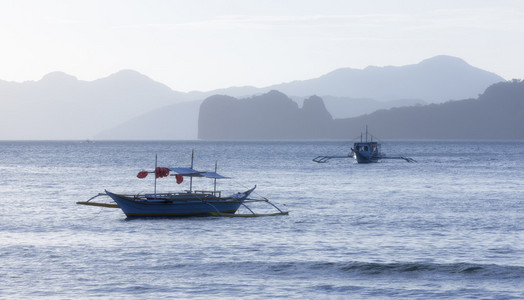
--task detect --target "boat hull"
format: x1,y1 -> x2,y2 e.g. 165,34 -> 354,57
353,151 -> 380,163
352,141 -> 381,163
105,189 -> 252,218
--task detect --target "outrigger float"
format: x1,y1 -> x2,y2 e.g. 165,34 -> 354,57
77,151 -> 288,218
313,126 -> 416,164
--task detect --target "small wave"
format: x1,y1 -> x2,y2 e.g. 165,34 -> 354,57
228,261 -> 524,280
332,261 -> 524,279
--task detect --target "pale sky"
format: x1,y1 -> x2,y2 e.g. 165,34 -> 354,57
0,0 -> 523,92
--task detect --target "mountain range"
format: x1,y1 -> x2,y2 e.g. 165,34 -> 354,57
0,55 -> 507,140
199,80 -> 524,140
0,70 -> 187,140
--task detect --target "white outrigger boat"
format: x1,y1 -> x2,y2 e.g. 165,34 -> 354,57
313,126 -> 415,164
78,151 -> 288,218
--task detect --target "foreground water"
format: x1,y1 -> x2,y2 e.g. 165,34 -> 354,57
0,140 -> 523,299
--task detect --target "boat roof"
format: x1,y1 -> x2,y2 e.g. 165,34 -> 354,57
168,167 -> 201,176
168,167 -> 229,179
202,171 -> 230,179
354,141 -> 379,145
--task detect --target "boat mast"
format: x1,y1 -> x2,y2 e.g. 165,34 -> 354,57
154,154 -> 158,199
189,149 -> 194,193
214,161 -> 218,196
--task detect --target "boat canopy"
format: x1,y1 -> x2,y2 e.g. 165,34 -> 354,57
168,167 -> 229,179
168,167 -> 202,176
202,171 -> 230,179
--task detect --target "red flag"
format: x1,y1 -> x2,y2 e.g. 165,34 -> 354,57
155,167 -> 170,178
176,174 -> 184,184
137,170 -> 148,179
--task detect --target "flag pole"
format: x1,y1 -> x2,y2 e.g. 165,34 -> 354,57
189,150 -> 194,193
154,154 -> 158,199
214,161 -> 217,196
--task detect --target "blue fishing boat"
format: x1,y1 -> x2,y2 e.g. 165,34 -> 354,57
78,152 -> 288,218
313,126 -> 415,164
351,127 -> 381,163
351,140 -> 381,163
102,187 -> 254,218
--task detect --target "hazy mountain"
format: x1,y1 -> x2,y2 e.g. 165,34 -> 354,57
332,79 -> 524,140
198,81 -> 524,140
265,56 -> 504,102
0,70 -> 188,139
95,99 -> 202,140
132,55 -> 501,141
319,96 -> 426,119
0,55 -> 508,140
192,56 -> 503,104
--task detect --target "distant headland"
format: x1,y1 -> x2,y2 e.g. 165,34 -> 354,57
199,80 -> 524,140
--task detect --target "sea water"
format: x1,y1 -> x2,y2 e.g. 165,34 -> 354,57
0,140 -> 523,299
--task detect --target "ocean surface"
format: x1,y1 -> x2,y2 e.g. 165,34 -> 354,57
1,140 -> 523,299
